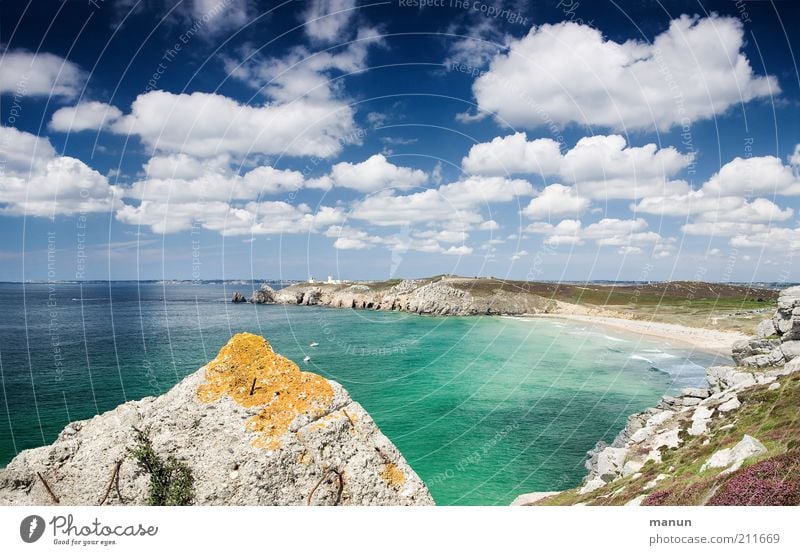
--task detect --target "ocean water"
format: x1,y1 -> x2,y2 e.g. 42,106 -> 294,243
0,282 -> 727,505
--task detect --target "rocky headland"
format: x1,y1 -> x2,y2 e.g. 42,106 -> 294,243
514,286 -> 800,506
271,276 -> 557,316
234,277 -> 777,335
0,333 -> 433,506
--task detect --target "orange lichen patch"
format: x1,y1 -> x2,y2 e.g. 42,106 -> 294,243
197,333 -> 334,450
380,463 -> 406,489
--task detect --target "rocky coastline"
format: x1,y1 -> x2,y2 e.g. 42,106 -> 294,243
236,276 -> 557,316
0,333 -> 433,506
514,286 -> 800,506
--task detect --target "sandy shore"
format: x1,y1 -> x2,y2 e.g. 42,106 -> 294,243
533,313 -> 748,356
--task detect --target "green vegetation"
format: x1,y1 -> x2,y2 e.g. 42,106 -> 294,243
447,278 -> 778,333
128,426 -> 194,506
537,371 -> 800,506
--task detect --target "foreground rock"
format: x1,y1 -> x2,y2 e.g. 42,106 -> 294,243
0,333 -> 433,506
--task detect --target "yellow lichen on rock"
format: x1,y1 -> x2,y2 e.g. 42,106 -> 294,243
380,463 -> 406,489
197,332 -> 334,449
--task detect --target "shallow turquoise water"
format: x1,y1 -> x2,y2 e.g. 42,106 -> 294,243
0,283 -> 726,505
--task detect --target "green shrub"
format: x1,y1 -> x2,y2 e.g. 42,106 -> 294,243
128,426 -> 194,506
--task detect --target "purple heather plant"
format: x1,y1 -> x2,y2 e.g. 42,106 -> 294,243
708,451 -> 800,506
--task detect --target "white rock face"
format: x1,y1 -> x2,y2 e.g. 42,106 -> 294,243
681,387 -> 710,399
688,406 -> 715,436
594,447 -> 629,481
0,334 -> 433,506
275,277 -> 556,316
718,396 -> 741,412
700,435 -> 767,473
757,318 -> 778,338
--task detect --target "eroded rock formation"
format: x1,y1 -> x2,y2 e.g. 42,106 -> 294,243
0,333 -> 433,506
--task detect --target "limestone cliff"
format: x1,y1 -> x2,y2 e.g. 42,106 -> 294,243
0,333 -> 433,506
514,286 -> 800,506
274,276 -> 556,316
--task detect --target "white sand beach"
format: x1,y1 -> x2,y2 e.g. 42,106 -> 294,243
535,312 -> 748,356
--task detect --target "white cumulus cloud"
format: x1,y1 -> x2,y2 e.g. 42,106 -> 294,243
522,184 -> 590,220
0,50 -> 85,98
330,154 -> 427,192
0,126 -> 119,217
49,101 -> 124,132
463,133 -> 692,200
470,15 -> 778,131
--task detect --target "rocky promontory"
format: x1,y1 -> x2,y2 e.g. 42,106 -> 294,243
0,333 -> 433,506
515,286 -> 800,506
272,276 -> 557,316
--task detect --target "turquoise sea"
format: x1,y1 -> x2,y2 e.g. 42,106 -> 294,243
0,282 -> 727,505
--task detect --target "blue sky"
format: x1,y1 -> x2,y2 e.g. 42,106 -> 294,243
1,0 -> 799,282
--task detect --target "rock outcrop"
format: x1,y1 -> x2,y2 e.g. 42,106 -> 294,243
274,277 -> 556,316
250,284 -> 277,304
231,291 -> 246,303
733,286 -> 800,367
0,333 -> 433,506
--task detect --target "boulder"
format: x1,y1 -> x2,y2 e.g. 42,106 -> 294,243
700,435 -> 767,473
756,318 -> 778,338
777,286 -> 800,310
780,340 -> 800,361
738,349 -> 785,368
706,366 -> 736,392
785,357 -> 800,374
578,478 -> 606,495
681,387 -> 711,399
593,447 -> 628,482
718,396 -> 741,412
652,429 -> 681,450
0,333 -> 433,506
622,460 -> 644,476
688,406 -> 715,437
731,338 -> 781,366
773,311 -> 793,333
231,291 -> 246,303
678,396 -> 703,407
